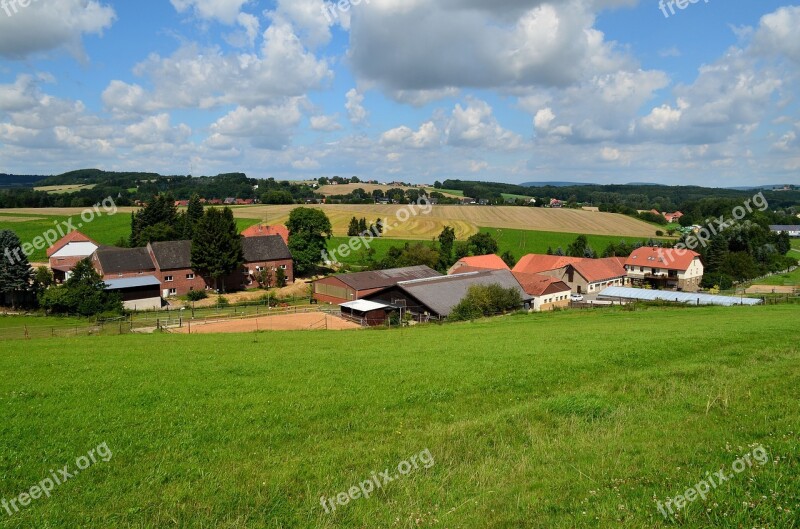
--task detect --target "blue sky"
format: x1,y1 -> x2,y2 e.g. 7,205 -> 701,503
0,0 -> 798,187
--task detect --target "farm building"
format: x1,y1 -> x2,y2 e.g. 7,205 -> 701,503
241,236 -> 294,287
364,269 -> 532,321
241,224 -> 290,244
313,265 -> 441,304
512,273 -> 572,311
624,247 -> 703,292
339,300 -> 394,326
769,225 -> 800,237
513,254 -> 628,295
448,254 -> 510,274
597,287 -> 762,307
47,231 -> 99,282
104,276 -> 163,311
92,247 -> 157,279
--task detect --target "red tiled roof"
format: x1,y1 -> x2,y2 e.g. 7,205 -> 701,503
512,272 -> 572,297
451,254 -> 509,273
241,224 -> 289,244
624,246 -> 701,272
46,230 -> 96,257
512,254 -> 582,274
570,257 -> 627,283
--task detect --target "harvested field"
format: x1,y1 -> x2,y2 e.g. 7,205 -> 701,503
33,184 -> 97,194
745,285 -> 795,294
175,312 -> 359,333
316,183 -> 461,199
0,215 -> 45,222
231,204 -> 660,239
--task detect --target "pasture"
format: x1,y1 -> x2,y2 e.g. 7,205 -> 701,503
0,306 -> 797,528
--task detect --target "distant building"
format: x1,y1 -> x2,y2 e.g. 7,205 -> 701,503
769,225 -> 800,238
47,231 -> 99,282
512,272 -> 572,311
513,254 -> 628,295
448,254 -> 510,275
241,224 -> 289,244
624,247 -> 703,292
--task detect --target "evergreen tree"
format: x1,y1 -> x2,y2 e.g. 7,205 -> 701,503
706,235 -> 729,273
275,267 -> 287,288
183,193 -> 204,238
358,217 -> 368,233
191,207 -> 244,292
373,218 -> 384,236
0,230 -> 34,308
501,250 -> 517,268
546,246 -> 554,255
437,226 -> 456,269
347,217 -> 360,237
130,193 -> 179,246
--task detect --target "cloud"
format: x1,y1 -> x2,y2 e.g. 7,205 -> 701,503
380,122 -> 441,149
310,115 -> 342,131
209,98 -> 306,150
345,88 -> 367,124
446,98 -> 524,150
170,0 -> 249,24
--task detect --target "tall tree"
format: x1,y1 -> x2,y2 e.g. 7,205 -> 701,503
466,232 -> 499,256
131,193 -> 178,246
358,217 -> 368,233
286,208 -> 332,276
183,193 -> 204,239
0,230 -> 34,308
191,207 -> 244,292
347,217 -> 360,237
437,226 -> 456,269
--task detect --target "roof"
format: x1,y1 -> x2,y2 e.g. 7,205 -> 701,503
386,269 -> 531,317
597,286 -> 762,306
104,275 -> 161,290
570,257 -> 627,283
624,247 -> 701,272
50,241 -> 98,259
769,225 -> 800,231
241,224 -> 289,244
340,300 -> 392,312
149,240 -> 192,270
46,230 -> 97,257
449,254 -> 509,273
512,254 -> 582,274
335,265 -> 442,291
95,247 -> 155,274
241,235 -> 292,262
512,272 -> 572,297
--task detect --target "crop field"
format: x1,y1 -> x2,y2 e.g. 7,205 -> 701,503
33,184 -> 97,194
231,204 -> 660,239
315,184 -> 461,199
0,211 -> 259,263
0,306 -> 798,528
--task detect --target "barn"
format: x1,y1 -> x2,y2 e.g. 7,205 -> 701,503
313,265 -> 441,304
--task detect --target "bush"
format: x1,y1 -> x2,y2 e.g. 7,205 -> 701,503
449,283 -> 523,322
187,290 -> 208,302
216,296 -> 229,308
655,230 -> 664,237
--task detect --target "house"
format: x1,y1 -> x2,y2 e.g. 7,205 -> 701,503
448,254 -> 510,275
241,236 -> 294,287
104,276 -> 162,311
549,199 -> 564,208
223,198 -> 237,205
47,231 -> 99,282
313,265 -> 441,305
664,211 -> 684,223
339,299 -> 394,326
241,224 -> 290,245
513,254 -> 628,295
364,269 -> 532,320
92,247 -> 156,279
769,225 -> 800,238
147,240 -> 217,297
624,247 -> 703,292
174,200 -> 190,207
512,273 -> 572,311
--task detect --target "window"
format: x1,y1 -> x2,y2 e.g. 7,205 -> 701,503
186,273 -> 195,280
165,275 -> 174,282
168,288 -> 177,295
279,264 -> 287,270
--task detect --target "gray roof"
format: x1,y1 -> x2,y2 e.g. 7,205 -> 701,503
95,247 -> 155,274
597,286 -> 763,306
769,225 -> 800,231
393,269 -> 532,317
104,275 -> 161,290
242,235 -> 292,262
150,240 -> 192,270
336,265 -> 442,291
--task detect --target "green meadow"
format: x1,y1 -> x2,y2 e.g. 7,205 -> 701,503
0,213 -> 260,263
0,306 -> 798,528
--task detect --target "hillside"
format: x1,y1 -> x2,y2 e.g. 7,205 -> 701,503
0,306 -> 797,528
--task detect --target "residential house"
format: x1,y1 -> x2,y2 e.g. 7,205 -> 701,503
47,231 -> 99,282
624,247 -> 703,292
241,224 -> 290,244
147,240 -> 216,297
512,273 -> 572,311
512,254 -> 628,294
769,225 -> 800,238
242,236 -> 294,287
364,269 -> 532,320
448,254 -> 510,275
313,265 -> 441,305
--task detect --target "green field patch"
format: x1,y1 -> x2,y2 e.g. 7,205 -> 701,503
754,266 -> 800,286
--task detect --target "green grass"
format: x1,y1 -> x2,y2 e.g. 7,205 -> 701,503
326,236 -> 426,266
0,306 -> 798,528
753,266 -> 800,286
429,188 -> 464,197
0,213 -> 260,263
791,239 -> 800,253
480,227 -> 668,260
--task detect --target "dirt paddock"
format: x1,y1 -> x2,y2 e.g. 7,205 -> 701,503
174,313 -> 360,334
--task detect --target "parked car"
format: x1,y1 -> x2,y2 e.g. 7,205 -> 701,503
570,294 -> 584,302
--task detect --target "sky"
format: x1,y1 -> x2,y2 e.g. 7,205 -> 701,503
0,0 -> 798,187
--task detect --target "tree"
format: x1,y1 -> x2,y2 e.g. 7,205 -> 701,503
466,232 -> 499,256
449,283 -> 523,321
358,217 -> 368,234
437,226 -> 456,269
501,250 -> 517,268
262,190 -> 294,205
287,208 -> 332,276
373,218 -> 384,236
33,266 -> 54,294
546,246 -> 554,255
130,193 -> 178,246
40,258 -> 122,316
183,193 -> 204,238
706,235 -> 728,273
275,267 -> 287,288
191,207 -> 244,292
0,230 -> 34,308
567,235 -> 593,258
347,217 -> 360,237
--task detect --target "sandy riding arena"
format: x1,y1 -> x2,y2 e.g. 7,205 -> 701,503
175,313 -> 360,334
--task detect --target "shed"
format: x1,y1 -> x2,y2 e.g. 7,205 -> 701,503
340,300 -> 394,326
104,275 -> 163,311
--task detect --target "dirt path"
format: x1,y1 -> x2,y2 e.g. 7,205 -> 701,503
174,313 -> 359,334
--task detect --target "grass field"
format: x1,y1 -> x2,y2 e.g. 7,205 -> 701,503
229,204 -> 661,239
326,236 -> 425,266
0,212 -> 259,263
33,184 -> 97,194
0,306 -> 798,528
753,266 -> 800,286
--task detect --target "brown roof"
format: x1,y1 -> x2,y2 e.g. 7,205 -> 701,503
449,254 -> 509,274
570,258 -> 627,283
512,254 -> 582,274
94,247 -> 155,275
512,273 -> 572,297
624,246 -> 701,272
335,265 -> 442,291
46,230 -> 97,257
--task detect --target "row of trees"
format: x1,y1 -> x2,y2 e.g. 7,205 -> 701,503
347,217 -> 383,237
